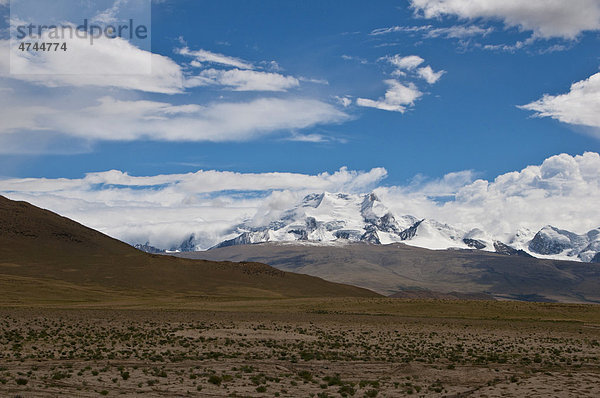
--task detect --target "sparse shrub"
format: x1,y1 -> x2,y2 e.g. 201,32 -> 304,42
298,370 -> 313,382
208,375 -> 222,385
52,371 -> 70,380
338,384 -> 355,396
323,374 -> 343,386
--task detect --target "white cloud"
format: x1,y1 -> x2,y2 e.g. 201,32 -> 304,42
0,29 -> 348,150
334,95 -> 353,108
0,96 -> 349,145
356,53 -> 445,112
354,54 -> 445,112
1,36 -> 184,94
384,54 -> 424,70
376,152 -> 600,239
341,54 -> 368,64
185,68 -> 299,92
298,76 -> 329,85
285,133 -> 346,144
370,25 -> 433,35
177,47 -> 254,69
417,65 -> 445,84
371,24 -> 492,39
356,80 -> 423,113
425,25 -> 494,39
409,0 -> 600,39
520,71 -> 600,134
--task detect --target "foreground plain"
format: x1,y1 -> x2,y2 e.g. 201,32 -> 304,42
1,299 -> 599,397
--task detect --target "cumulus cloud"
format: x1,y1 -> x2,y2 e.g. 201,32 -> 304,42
409,0 -> 600,39
385,54 -> 425,70
520,71 -> 600,134
376,152 -> 600,239
417,66 -> 445,84
356,80 -> 422,112
356,54 -> 443,112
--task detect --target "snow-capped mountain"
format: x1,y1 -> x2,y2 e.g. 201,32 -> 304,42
213,192 -> 496,252
205,192 -> 599,263
525,226 -> 600,262
134,192 -> 599,263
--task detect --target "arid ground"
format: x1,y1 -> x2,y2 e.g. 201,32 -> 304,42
1,299 -> 599,397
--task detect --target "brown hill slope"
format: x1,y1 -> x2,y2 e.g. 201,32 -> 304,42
178,242 -> 600,303
0,196 -> 377,302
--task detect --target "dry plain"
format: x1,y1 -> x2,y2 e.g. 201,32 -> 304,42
1,298 -> 599,397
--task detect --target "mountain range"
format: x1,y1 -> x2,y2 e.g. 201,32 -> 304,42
153,192 -> 600,263
3,195 -> 599,304
180,242 -> 600,303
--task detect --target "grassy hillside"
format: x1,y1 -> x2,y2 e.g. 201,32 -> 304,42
0,196 -> 378,304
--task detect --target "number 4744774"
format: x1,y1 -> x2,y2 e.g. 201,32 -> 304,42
18,42 -> 67,52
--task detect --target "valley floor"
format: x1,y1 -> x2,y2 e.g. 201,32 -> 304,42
1,300 -> 599,397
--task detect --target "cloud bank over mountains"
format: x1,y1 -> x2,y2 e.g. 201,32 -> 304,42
2,152 -> 598,250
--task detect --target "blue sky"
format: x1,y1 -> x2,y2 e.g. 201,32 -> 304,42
1,0 -> 599,185
2,0 -> 600,249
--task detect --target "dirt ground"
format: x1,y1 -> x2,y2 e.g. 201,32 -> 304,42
0,308 -> 599,397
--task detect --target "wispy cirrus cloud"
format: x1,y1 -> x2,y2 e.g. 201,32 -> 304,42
177,46 -> 254,69
371,24 -> 492,39
178,46 -> 308,92
185,68 -> 299,92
